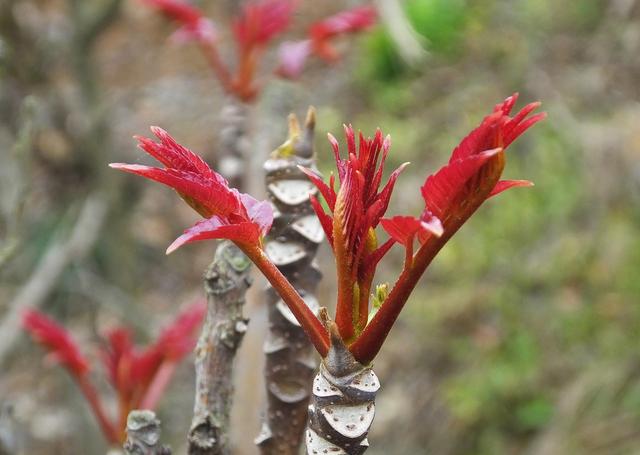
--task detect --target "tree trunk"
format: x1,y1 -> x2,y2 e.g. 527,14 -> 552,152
256,109 -> 323,454
306,321 -> 379,455
188,241 -> 252,455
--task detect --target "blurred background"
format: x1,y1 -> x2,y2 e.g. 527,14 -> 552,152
1,0 -> 639,453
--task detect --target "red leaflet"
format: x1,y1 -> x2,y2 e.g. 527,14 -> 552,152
22,309 -> 90,378
301,126 -> 405,339
309,5 -> 378,61
382,94 -> 545,250
354,95 -> 546,363
276,39 -> 312,79
24,304 -> 205,444
233,0 -> 293,50
141,0 -> 216,43
276,5 -> 378,79
101,301 -> 205,415
23,310 -> 120,444
110,128 -> 273,252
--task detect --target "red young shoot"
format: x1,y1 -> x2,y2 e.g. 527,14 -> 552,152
113,95 -> 543,369
110,129 -> 330,355
351,94 -> 546,363
23,303 -> 205,444
141,0 -> 378,100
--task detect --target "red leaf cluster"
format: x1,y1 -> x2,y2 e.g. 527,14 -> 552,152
381,94 -> 545,252
22,302 -> 205,444
300,126 -> 407,339
140,0 -> 377,100
22,309 -> 90,378
277,5 -> 377,79
110,127 -> 273,253
113,95 -> 544,365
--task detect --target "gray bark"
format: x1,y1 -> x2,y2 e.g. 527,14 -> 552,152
124,410 -> 171,455
306,321 -> 379,455
188,242 -> 252,455
255,109 -> 323,455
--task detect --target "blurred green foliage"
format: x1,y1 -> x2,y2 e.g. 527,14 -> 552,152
345,0 -> 640,453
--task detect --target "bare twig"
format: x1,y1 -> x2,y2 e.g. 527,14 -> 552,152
124,410 -> 172,455
0,404 -> 20,455
187,241 -> 252,455
255,108 -> 323,455
0,96 -> 36,272
0,193 -> 108,367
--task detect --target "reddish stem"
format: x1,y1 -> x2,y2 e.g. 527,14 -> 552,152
241,244 -> 329,356
348,237 -> 444,364
77,375 -> 120,445
351,154 -> 506,363
199,40 -> 236,97
139,360 -> 178,410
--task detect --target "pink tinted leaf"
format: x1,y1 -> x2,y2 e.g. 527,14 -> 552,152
170,18 -> 216,43
310,5 -> 377,41
488,179 -> 534,198
276,40 -> 312,79
239,193 -> 274,235
166,217 -> 261,254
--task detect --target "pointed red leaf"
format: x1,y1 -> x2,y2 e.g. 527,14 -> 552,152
167,217 -> 261,254
381,215 -> 443,247
153,301 -> 206,360
233,0 -> 293,50
141,0 -> 216,43
421,148 -> 502,220
298,165 -> 336,210
309,5 -> 377,61
23,309 -> 90,378
488,179 -> 534,198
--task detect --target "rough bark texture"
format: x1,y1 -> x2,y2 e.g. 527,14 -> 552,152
255,109 -> 324,455
188,241 -> 252,455
305,320 -> 379,455
124,410 -> 171,455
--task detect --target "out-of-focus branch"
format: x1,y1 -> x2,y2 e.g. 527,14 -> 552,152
82,0 -> 125,45
0,97 -> 36,272
0,404 -> 20,455
0,193 -> 108,367
124,410 -> 172,455
374,0 -> 428,66
187,241 -> 252,455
